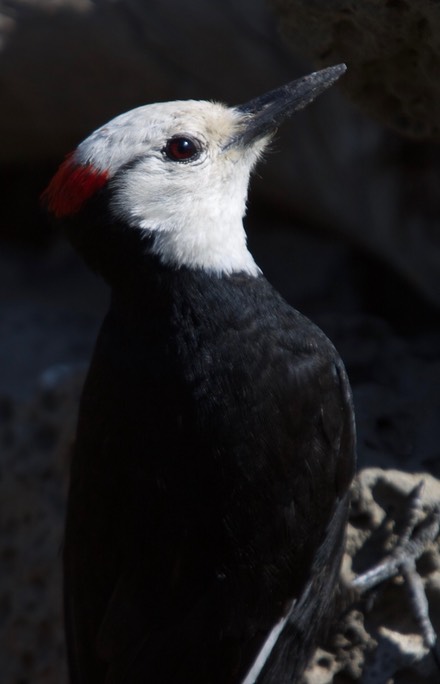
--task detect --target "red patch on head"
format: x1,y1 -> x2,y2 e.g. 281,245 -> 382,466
41,152 -> 110,218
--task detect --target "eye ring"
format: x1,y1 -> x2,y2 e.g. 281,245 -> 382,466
163,136 -> 201,163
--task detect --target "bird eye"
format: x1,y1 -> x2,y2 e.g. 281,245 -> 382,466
164,136 -> 200,162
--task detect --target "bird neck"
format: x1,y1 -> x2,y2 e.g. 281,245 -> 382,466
65,194 -> 260,289
146,213 -> 260,277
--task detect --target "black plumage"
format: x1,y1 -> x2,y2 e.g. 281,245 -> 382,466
63,245 -> 355,684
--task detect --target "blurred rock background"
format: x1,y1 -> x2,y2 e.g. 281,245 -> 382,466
1,1 -> 440,682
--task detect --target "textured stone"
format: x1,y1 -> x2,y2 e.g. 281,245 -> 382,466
271,0 -> 440,139
304,469 -> 440,683
0,367 -> 84,684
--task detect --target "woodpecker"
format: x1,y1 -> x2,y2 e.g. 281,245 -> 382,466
43,65 -> 356,684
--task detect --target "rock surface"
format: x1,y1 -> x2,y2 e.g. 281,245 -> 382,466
303,469 -> 440,683
0,368 -> 81,684
271,0 -> 440,139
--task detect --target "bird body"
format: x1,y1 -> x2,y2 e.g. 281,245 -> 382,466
44,65 -> 356,683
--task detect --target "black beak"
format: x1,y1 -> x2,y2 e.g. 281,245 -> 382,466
233,64 -> 346,147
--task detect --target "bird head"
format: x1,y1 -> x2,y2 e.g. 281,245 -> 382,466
43,65 -> 346,279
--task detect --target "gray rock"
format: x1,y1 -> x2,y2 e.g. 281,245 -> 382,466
304,469 -> 440,683
270,0 -> 440,139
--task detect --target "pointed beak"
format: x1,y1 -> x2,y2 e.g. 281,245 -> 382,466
232,64 -> 346,148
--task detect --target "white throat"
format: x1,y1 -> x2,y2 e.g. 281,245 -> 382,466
150,217 -> 260,276
111,148 -> 262,277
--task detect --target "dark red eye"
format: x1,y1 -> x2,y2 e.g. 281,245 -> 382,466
164,136 -> 200,162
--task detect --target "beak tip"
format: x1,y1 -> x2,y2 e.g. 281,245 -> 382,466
323,62 -> 347,83
297,62 -> 347,95
332,62 -> 347,75
285,62 -> 347,113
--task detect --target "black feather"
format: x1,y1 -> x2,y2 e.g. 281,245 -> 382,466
63,253 -> 356,684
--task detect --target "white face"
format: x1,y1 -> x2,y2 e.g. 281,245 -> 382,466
73,100 -> 269,276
